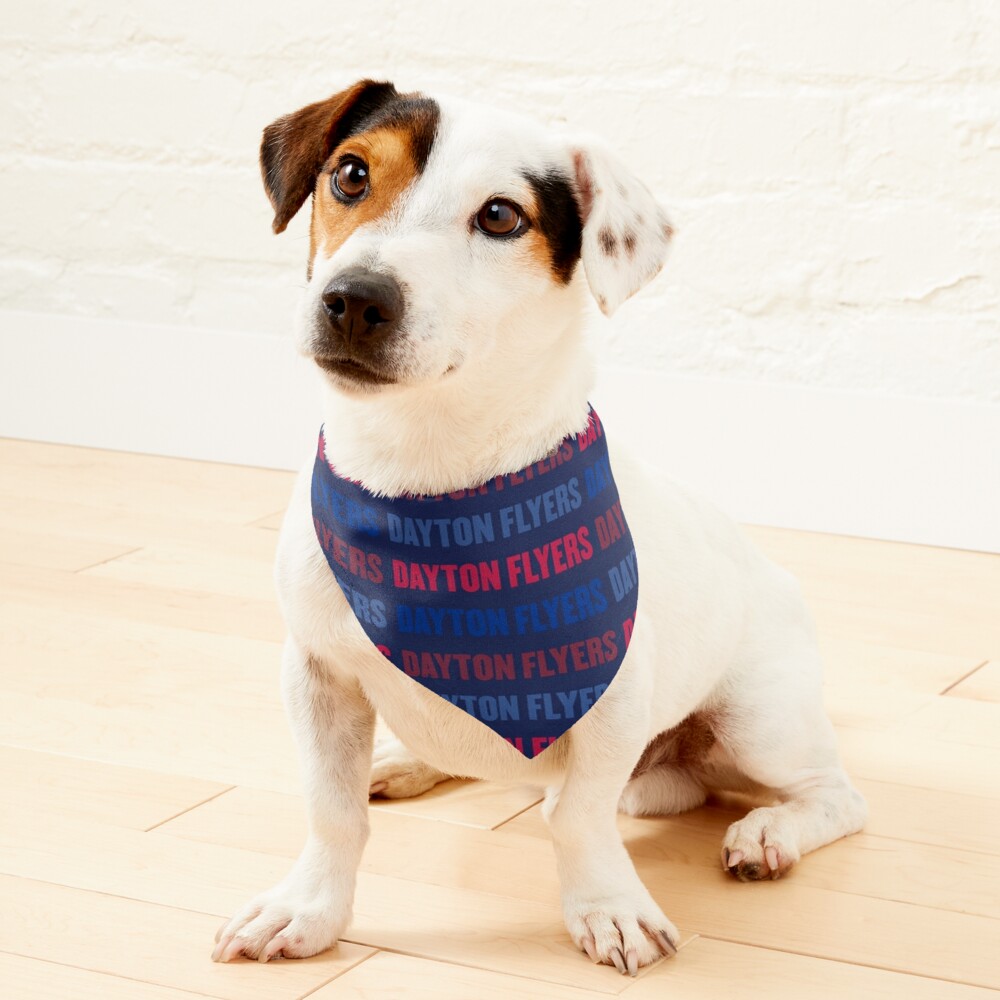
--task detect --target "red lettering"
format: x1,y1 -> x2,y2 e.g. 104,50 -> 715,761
531,543 -> 551,580
401,650 -> 420,677
480,560 -> 501,591
594,501 -> 626,551
521,650 -> 537,679
507,531 -> 592,587
603,629 -> 618,659
432,653 -> 451,680
563,529 -> 581,566
495,654 -> 516,680
548,644 -> 570,674
348,545 -> 366,577
314,519 -> 333,553
595,515 -> 610,549
585,635 -> 604,667
551,536 -> 568,574
420,652 -> 438,679
538,650 -> 556,677
332,534 -> 349,570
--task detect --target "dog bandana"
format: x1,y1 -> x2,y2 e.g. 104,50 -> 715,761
311,408 -> 638,759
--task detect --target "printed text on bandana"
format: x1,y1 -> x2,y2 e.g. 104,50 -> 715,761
311,409 -> 638,759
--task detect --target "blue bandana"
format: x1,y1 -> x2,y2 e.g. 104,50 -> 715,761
311,408 -> 638,758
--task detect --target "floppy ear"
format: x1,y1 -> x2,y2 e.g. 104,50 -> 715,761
260,79 -> 397,234
570,140 -> 674,316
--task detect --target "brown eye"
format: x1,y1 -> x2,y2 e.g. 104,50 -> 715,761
333,158 -> 369,200
475,199 -> 523,237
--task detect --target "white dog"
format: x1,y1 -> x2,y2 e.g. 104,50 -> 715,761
213,79 -> 867,975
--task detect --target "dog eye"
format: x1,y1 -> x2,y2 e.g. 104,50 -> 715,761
475,199 -> 523,237
333,158 -> 369,200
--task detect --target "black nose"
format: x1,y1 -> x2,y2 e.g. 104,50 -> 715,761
321,269 -> 403,348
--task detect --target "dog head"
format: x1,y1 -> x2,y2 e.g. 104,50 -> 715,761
261,80 -> 673,394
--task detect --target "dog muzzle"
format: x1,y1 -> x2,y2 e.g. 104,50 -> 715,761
310,408 -> 638,759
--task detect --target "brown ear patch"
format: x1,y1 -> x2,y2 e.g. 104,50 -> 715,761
261,80 -> 399,234
598,227 -> 617,256
310,120 -> 431,262
260,82 -> 439,242
522,169 -> 584,283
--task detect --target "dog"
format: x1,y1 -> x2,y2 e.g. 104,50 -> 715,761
212,79 -> 867,974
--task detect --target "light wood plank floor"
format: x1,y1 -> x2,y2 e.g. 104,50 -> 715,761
2,437 -> 998,999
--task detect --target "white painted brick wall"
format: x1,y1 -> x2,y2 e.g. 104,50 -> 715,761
3,0 -> 999,401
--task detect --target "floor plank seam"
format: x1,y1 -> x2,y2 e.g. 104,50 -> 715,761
247,510 -> 284,530
0,948 -> 220,999
939,660 -> 991,696
0,741 -> 241,788
857,777 -> 1000,805
72,546 -> 145,573
694,933 -> 998,990
847,830 -> 1000,860
295,948 -> 381,999
488,795 -> 545,831
335,939 -> 629,996
5,874 -> 232,921
145,785 -> 240,833
653,860 -> 1000,919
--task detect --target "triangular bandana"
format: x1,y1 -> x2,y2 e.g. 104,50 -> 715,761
310,408 -> 638,758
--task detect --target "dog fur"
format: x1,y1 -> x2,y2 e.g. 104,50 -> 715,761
212,80 -> 867,974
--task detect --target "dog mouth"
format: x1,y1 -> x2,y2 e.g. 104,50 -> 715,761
314,355 -> 397,385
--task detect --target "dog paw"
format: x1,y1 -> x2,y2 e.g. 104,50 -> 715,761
722,806 -> 800,881
563,893 -> 679,975
369,738 -> 449,799
211,883 -> 350,963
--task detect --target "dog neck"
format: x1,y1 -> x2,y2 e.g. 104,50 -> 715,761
318,309 -> 594,497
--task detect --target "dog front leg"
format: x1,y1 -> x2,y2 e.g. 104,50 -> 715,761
212,637 -> 373,962
544,688 -> 680,976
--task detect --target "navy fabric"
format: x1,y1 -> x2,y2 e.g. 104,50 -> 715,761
310,408 -> 638,759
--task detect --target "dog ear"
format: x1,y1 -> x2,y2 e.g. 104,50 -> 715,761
570,141 -> 674,316
260,79 -> 398,234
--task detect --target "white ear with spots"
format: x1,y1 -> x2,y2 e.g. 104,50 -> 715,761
570,140 -> 674,316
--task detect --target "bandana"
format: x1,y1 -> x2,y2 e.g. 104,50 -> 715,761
311,408 -> 638,759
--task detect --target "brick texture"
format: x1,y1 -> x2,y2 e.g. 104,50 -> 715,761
3,0 -> 998,400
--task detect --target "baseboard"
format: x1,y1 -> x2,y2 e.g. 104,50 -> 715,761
3,308 -> 997,552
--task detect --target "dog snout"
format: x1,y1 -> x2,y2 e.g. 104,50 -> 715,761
321,269 -> 403,349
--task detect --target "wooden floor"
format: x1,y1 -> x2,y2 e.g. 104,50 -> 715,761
2,437 -> 999,999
